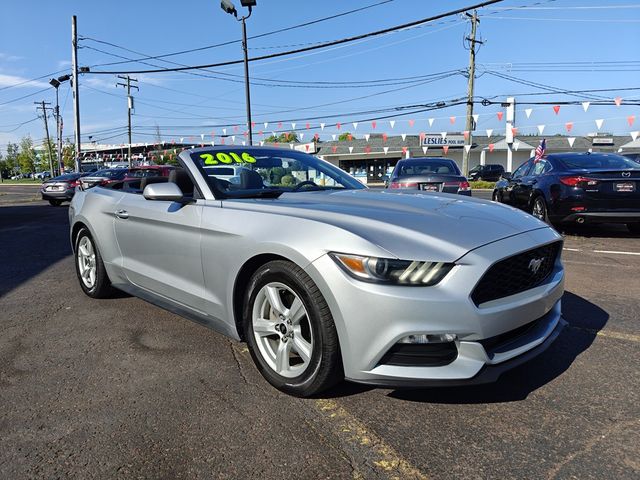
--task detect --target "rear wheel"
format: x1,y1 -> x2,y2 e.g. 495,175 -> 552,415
74,228 -> 114,298
243,260 -> 342,397
49,199 -> 62,206
531,195 -> 549,223
492,190 -> 500,202
627,223 -> 640,234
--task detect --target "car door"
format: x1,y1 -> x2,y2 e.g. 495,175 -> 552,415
113,190 -> 207,313
510,159 -> 534,207
517,159 -> 549,207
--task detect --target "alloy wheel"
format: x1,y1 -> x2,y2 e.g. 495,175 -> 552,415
77,236 -> 97,289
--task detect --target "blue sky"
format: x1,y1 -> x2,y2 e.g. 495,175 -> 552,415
1,0 -> 639,152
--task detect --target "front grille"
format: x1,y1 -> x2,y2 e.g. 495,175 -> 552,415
478,316 -> 544,357
379,343 -> 457,367
471,241 -> 562,306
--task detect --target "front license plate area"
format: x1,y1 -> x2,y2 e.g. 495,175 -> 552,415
420,183 -> 440,192
614,182 -> 635,193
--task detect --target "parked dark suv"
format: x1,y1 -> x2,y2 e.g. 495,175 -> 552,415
468,164 -> 505,181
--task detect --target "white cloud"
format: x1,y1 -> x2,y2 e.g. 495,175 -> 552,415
0,74 -> 48,89
57,60 -> 72,69
0,53 -> 24,62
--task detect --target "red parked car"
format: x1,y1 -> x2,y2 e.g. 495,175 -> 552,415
124,165 -> 175,180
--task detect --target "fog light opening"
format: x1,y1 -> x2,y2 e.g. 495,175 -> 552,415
398,333 -> 457,344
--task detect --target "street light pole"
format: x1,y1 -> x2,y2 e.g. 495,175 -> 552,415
221,0 -> 256,146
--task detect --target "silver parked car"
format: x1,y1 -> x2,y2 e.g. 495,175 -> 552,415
69,147 -> 565,396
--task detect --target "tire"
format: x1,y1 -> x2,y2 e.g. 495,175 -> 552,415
243,260 -> 343,397
492,190 -> 500,202
627,223 -> 640,234
49,199 -> 62,207
74,228 -> 114,298
531,195 -> 549,223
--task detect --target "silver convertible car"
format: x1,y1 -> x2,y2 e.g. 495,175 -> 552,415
69,147 -> 565,396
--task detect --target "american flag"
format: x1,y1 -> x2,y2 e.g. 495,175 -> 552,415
534,138 -> 546,162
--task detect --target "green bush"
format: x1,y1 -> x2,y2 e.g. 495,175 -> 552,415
469,180 -> 496,189
280,174 -> 295,186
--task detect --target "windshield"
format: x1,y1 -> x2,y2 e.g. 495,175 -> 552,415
51,173 -> 80,181
561,154 -> 640,170
398,160 -> 459,176
128,168 -> 164,178
190,148 -> 365,198
93,169 -> 127,178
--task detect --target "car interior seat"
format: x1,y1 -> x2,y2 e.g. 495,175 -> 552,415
240,169 -> 264,189
168,168 -> 195,196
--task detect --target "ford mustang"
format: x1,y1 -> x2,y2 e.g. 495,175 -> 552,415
69,147 -> 565,396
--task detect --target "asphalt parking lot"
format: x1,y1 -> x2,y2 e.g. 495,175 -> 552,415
1,185 -> 638,479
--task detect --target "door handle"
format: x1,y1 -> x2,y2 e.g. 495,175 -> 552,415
114,209 -> 129,219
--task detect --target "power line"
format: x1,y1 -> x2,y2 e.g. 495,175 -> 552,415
85,0 -> 504,75
0,87 -> 51,106
0,69 -> 69,92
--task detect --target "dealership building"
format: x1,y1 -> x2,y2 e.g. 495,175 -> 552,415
311,133 -> 639,184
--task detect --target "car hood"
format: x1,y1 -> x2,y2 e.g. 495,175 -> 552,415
223,189 -> 550,261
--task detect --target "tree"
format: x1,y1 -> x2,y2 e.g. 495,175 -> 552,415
17,136 -> 36,174
62,140 -> 76,170
264,132 -> 299,143
37,139 -> 56,173
338,132 -> 353,141
4,142 -> 19,175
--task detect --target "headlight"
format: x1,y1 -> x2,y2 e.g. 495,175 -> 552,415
329,253 -> 454,286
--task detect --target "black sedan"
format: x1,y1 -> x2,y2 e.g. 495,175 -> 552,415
385,157 -> 471,195
493,153 -> 640,232
468,164 -> 505,182
41,173 -> 85,206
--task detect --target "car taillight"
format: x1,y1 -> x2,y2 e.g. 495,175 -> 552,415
560,176 -> 599,187
443,181 -> 471,191
69,180 -> 80,187
390,181 -> 418,189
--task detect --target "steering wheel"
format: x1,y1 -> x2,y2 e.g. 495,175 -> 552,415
291,180 -> 319,191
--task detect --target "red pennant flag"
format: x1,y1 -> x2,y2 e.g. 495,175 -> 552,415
305,144 -> 310,152
306,123 -> 310,129
463,130 -> 469,139
449,116 -> 456,124
489,143 -> 495,152
278,122 -> 283,128
251,122 -> 256,129
336,122 -> 341,130
511,127 -> 518,137
408,119 -> 415,127
565,122 -> 573,132
364,145 -> 371,154
497,111 -> 504,121
332,146 -> 337,153
627,115 -> 636,127
402,146 -> 407,154
347,133 -> 353,141
234,125 -> 239,131
221,138 -> 225,145
442,145 -> 449,155
151,155 -> 156,161
615,97 -> 622,107
200,143 -> 204,148
553,105 -> 560,115
314,133 -> 319,140
419,132 -> 426,140
244,131 -> 248,137
382,133 -> 388,142
371,121 -> 377,129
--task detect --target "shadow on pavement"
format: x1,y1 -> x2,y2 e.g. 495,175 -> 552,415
346,291 -> 606,404
558,223 -> 638,239
0,203 -> 72,297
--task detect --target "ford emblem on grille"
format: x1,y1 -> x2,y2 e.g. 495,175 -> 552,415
622,171 -> 631,177
528,258 -> 544,274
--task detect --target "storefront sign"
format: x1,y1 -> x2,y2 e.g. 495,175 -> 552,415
421,135 -> 466,148
591,137 -> 614,146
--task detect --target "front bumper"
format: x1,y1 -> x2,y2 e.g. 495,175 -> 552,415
306,227 -> 564,386
559,211 -> 640,224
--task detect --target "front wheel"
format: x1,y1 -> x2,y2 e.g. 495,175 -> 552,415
531,195 -> 549,223
74,228 -> 114,298
492,190 -> 500,202
243,260 -> 343,397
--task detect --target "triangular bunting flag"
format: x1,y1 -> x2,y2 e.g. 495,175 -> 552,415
332,134 -> 337,140
382,133 -> 388,142
567,137 -> 576,147
320,123 -> 325,131
231,135 -> 235,142
537,125 -> 545,135
463,130 -> 469,139
428,118 -> 434,127
513,141 -> 520,151
489,143 -> 495,152
200,133 -> 204,140
299,133 -> 305,140
565,122 -> 573,132
289,143 -> 294,149
291,123 -> 296,130
352,122 -> 358,130
631,131 -> 639,141
264,122 -> 269,129
442,145 -> 449,155
422,147 -> 428,154
582,102 -> 590,112
614,97 -> 622,107
364,134 -> 370,141
389,120 -> 395,129
450,116 -> 456,124
497,111 -> 504,121
408,119 -> 415,127
525,108 -> 533,118
595,119 -> 604,130
553,105 -> 560,115
401,134 -> 407,141
348,146 -> 354,153
364,146 -> 371,154
472,114 -> 479,124
383,146 -> 389,154
440,132 -> 447,139
331,146 -> 337,153
371,121 -> 377,129
627,115 -> 635,127
511,127 -> 518,137
486,129 -> 493,138
464,145 -> 471,153
305,123 -> 310,130
336,122 -> 341,130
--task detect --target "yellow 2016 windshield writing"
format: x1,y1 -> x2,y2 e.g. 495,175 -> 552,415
200,152 -> 257,165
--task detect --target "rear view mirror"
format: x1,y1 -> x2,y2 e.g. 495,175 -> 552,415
143,182 -> 184,202
501,172 -> 512,179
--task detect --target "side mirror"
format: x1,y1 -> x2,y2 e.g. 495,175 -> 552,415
501,172 -> 512,180
143,182 -> 184,202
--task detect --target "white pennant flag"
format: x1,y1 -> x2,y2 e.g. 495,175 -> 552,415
242,141 -> 246,146
631,131 -> 639,141
223,128 -> 227,135
271,131 -> 276,137
441,132 -> 447,139
513,141 -> 520,151
537,125 -> 545,135
259,141 -> 264,146
472,114 -> 479,124
180,137 -> 184,143
567,137 -> 575,147
291,123 -> 296,130
211,141 -> 215,146
332,134 -> 337,140
320,123 -> 325,131
389,120 -> 395,129
364,134 -> 370,141
588,148 -> 593,153
401,133 -> 407,141
352,122 -> 358,130
464,145 -> 471,153
428,118 -> 435,127
383,146 -> 389,154
618,147 -> 623,153
264,122 -> 269,129
582,102 -> 590,112
348,146 -> 354,153
422,146 -> 428,154
231,135 -> 235,143
525,108 -> 533,118
595,119 -> 604,130
200,133 -> 204,141
289,143 -> 294,149
299,133 -> 305,140
486,129 -> 493,138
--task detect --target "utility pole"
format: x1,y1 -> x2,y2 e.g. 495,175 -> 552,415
462,10 -> 482,177
35,101 -> 56,176
71,15 -> 81,172
241,16 -> 253,146
116,75 -> 138,167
